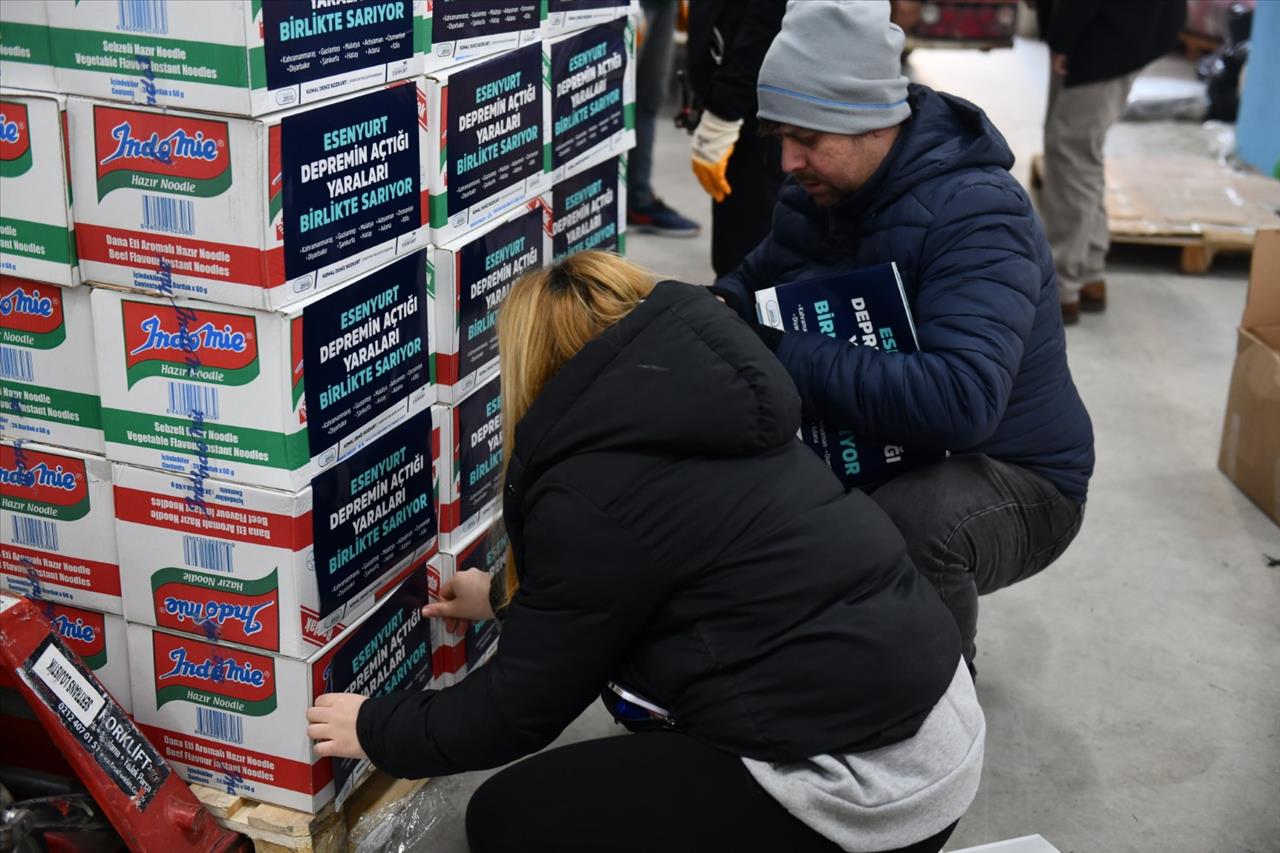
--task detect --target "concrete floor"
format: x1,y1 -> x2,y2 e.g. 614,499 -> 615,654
407,38 -> 1280,853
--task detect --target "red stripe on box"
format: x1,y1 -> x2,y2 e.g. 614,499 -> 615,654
435,351 -> 459,386
114,486 -> 312,549
136,722 -> 330,794
0,544 -> 121,596
77,224 -> 276,288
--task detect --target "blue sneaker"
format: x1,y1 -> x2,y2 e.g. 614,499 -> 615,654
627,198 -> 701,238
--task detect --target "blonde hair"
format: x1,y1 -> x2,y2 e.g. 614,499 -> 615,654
496,250 -> 655,607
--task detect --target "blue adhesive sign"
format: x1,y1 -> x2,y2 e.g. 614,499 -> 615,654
447,44 -> 544,217
456,376 -> 503,524
434,0 -> 539,41
302,250 -> 429,454
756,264 -> 944,490
553,156 -> 619,258
550,19 -> 627,169
262,0 -> 415,91
455,208 -> 543,379
282,83 -> 421,281
323,569 -> 433,800
311,409 -> 436,617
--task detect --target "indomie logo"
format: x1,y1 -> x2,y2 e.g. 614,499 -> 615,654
129,315 -> 249,357
99,121 -> 220,166
161,597 -> 275,637
0,461 -> 78,491
122,301 -> 259,388
52,614 -> 98,644
159,647 -> 267,688
0,101 -> 32,178
93,105 -> 231,201
0,286 -> 54,318
0,114 -> 19,143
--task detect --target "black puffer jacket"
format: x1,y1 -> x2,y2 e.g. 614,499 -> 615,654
358,282 -> 960,777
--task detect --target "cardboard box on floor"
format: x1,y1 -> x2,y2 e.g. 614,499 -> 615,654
1219,229 -> 1280,526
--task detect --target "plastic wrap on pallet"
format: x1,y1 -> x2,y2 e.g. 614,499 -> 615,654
347,776 -> 463,853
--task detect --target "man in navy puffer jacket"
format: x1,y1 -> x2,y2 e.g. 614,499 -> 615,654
713,0 -> 1094,666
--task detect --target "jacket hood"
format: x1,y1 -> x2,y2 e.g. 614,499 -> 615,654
783,83 -> 1016,219
508,282 -> 802,484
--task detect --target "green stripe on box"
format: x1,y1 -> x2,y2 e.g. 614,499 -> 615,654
249,45 -> 266,90
0,218 -> 74,265
417,15 -> 429,53
618,231 -> 627,257
624,102 -> 635,131
156,685 -> 276,716
0,383 -> 101,429
151,566 -> 278,597
543,142 -> 552,173
48,27 -> 248,88
102,407 -> 306,472
0,21 -> 54,65
429,192 -> 448,227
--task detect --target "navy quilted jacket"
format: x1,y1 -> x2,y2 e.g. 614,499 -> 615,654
716,84 -> 1094,502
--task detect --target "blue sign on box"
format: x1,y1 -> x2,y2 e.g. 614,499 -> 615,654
755,264 -> 944,490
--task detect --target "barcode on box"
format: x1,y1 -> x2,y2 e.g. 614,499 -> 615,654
117,0 -> 169,35
141,195 -> 195,236
182,536 -> 235,573
167,382 -> 220,421
195,707 -> 244,745
11,517 -> 59,552
0,347 -> 34,383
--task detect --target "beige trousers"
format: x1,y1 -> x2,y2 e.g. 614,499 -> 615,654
1041,68 -> 1137,303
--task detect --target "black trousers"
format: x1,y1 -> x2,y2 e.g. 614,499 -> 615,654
712,119 -> 783,277
871,454 -> 1086,664
466,731 -> 959,853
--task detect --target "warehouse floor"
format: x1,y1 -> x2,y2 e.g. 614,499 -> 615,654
403,39 -> 1280,853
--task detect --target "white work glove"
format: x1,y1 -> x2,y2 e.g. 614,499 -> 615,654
691,111 -> 744,203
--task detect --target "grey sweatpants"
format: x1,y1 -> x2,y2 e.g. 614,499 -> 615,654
1040,69 -> 1137,304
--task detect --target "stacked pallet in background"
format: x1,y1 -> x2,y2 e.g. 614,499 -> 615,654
0,0 -> 639,827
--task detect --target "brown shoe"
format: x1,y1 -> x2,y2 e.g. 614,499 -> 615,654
1061,300 -> 1080,326
1080,279 -> 1106,313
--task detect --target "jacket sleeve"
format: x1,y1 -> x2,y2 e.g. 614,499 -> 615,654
773,181 -> 1042,450
356,486 -> 663,778
702,0 -> 787,121
710,224 -> 783,322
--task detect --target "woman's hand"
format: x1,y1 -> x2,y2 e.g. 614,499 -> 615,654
422,568 -> 495,636
306,693 -> 368,760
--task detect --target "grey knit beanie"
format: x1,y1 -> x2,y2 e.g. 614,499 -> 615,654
757,0 -> 911,135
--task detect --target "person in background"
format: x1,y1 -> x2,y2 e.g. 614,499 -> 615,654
307,251 -> 982,853
627,0 -> 701,237
1036,0 -> 1187,324
712,0 -> 1094,669
687,0 -> 787,275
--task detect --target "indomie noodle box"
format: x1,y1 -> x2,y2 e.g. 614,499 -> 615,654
113,406 -> 437,659
90,249 -> 433,491
0,89 -> 78,287
0,440 -> 121,614
424,42 -> 552,245
67,80 -> 428,311
0,277 -> 103,453
127,569 -> 434,813
45,0 -> 425,116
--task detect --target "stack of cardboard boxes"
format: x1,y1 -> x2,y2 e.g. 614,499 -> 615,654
0,0 -> 637,813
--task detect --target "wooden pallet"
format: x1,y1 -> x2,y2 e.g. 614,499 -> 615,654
1030,153 -> 1280,274
190,771 -> 428,852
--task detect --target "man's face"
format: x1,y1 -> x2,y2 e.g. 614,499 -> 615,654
777,124 -> 897,207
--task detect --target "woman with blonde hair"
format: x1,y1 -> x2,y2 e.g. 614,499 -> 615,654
307,252 -> 983,853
